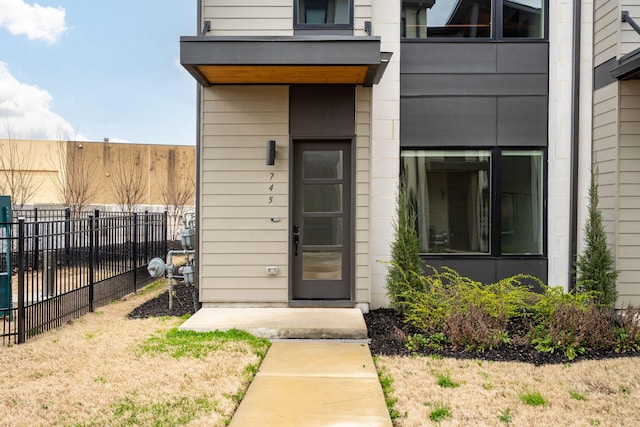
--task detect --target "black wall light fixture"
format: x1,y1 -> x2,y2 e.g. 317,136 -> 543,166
266,140 -> 276,165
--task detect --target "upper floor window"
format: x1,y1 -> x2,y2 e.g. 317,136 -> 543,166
295,0 -> 352,27
401,0 -> 545,40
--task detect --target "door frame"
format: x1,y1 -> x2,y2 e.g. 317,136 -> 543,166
288,137 -> 356,307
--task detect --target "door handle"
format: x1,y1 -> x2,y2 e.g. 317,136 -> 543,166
293,225 -> 300,256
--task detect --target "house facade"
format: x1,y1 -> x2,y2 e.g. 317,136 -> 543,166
182,0 -> 640,310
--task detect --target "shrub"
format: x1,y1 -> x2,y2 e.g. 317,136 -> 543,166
530,287 -> 616,360
386,178 -> 424,313
396,266 -> 545,351
575,170 -> 618,307
445,303 -> 510,352
615,305 -> 640,352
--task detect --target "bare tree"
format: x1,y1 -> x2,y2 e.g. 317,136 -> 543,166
110,147 -> 146,213
154,150 -> 195,238
0,134 -> 41,210
53,139 -> 99,215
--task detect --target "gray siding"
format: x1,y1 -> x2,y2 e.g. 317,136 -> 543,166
594,0 -> 619,66
617,80 -> 640,305
203,0 -> 293,36
400,43 -> 548,147
621,3 -> 640,57
592,83 -> 618,254
355,87 -> 371,303
199,86 -> 290,304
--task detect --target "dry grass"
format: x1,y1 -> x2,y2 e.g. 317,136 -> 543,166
379,354 -> 640,426
0,283 -> 262,427
6,288 -> 640,427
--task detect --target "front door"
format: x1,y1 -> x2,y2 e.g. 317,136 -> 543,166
291,141 -> 352,302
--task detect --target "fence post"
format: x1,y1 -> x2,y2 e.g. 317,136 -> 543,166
132,213 -> 138,293
64,207 -> 71,267
33,208 -> 39,271
163,210 -> 168,257
88,215 -> 95,313
144,210 -> 149,265
94,209 -> 100,267
17,218 -> 25,344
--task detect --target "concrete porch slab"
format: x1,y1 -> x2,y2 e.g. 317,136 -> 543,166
179,307 -> 368,340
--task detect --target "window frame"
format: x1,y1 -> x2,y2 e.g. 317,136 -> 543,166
400,0 -> 549,42
400,147 -> 547,258
293,0 -> 354,31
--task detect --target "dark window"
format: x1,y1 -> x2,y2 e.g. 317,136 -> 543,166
401,149 -> 544,256
401,0 -> 545,39
502,0 -> 544,38
500,150 -> 543,255
295,0 -> 352,26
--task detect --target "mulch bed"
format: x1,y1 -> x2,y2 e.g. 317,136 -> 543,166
128,292 -> 639,366
128,284 -> 198,319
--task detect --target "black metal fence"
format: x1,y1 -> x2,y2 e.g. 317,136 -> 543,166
1,210 -> 167,345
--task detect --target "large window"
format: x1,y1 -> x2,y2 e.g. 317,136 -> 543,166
401,0 -> 545,39
295,0 -> 352,27
401,149 -> 544,256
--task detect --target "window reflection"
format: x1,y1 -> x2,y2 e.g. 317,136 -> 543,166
401,149 -> 545,256
503,0 -> 543,38
402,0 -> 492,38
500,151 -> 543,254
401,0 -> 545,39
297,0 -> 351,25
401,150 -> 491,254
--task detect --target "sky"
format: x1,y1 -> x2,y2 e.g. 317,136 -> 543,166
0,0 -> 197,145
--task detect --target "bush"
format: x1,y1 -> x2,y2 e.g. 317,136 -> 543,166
575,170 -> 618,307
615,306 -> 640,352
530,287 -> 616,360
386,178 -> 424,313
445,303 -> 510,352
393,264 -> 640,359
399,266 -> 540,351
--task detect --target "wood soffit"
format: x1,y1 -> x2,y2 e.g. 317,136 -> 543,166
180,36 -> 391,86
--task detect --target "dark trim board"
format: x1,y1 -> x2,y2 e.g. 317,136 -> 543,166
594,57 -> 619,89
611,48 -> 640,80
180,36 -> 392,86
423,258 -> 548,291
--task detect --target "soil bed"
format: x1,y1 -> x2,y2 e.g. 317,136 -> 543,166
129,293 -> 640,366
365,308 -> 640,365
128,284 -> 197,319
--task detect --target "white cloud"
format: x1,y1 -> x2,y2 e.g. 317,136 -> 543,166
0,62 -> 85,141
0,0 -> 67,44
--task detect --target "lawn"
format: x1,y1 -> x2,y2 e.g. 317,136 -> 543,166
378,354 -> 640,426
2,282 -> 639,426
0,282 -> 267,427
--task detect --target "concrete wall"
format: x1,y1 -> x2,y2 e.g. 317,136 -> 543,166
0,139 -> 195,209
369,0 -> 400,308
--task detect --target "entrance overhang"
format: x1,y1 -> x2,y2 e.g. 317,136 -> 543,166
611,48 -> 640,80
180,36 -> 392,86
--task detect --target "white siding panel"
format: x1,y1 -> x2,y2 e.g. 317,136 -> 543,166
594,0 -> 619,64
204,0 -> 292,36
621,4 -> 640,56
201,287 -> 288,303
355,86 -> 372,304
617,80 -> 640,307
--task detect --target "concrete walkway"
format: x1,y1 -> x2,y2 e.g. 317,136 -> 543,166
180,308 -> 393,427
